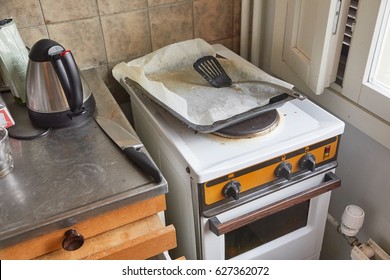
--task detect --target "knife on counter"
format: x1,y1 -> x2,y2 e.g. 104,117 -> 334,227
95,115 -> 162,183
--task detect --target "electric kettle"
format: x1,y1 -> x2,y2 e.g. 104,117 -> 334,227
26,39 -> 95,128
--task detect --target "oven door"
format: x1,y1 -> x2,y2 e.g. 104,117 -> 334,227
200,171 -> 340,260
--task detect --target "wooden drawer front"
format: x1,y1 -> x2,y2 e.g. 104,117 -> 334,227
36,214 -> 176,260
0,195 -> 166,260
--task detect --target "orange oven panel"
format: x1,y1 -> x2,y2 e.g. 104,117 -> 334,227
203,136 -> 339,205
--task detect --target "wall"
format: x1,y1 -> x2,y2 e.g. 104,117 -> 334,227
259,0 -> 390,259
0,0 -> 241,103
321,122 -> 390,259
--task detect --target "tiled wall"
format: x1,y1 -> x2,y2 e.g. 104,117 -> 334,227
0,0 -> 241,103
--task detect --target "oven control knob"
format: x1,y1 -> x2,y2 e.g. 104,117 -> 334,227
299,153 -> 316,171
223,180 -> 241,200
275,162 -> 292,180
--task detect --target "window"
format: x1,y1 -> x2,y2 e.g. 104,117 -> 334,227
365,0 -> 390,100
340,0 -> 390,122
370,10 -> 390,97
270,0 -> 390,123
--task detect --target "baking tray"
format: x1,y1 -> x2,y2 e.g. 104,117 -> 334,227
123,77 -> 299,133
113,39 -> 306,132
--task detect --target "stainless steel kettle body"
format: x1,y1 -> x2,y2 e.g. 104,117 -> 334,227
26,39 -> 95,128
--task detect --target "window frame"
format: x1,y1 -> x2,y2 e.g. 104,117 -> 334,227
337,0 -> 390,122
269,0 -> 390,149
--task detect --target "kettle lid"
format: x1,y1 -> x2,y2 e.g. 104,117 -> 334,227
29,39 -> 64,62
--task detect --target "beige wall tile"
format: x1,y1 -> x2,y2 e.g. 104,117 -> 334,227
213,38 -> 233,50
0,0 -> 44,28
93,64 -> 110,85
19,26 -> 49,49
40,0 -> 98,23
194,0 -> 233,42
101,10 -> 151,63
149,2 -> 193,50
148,0 -> 187,7
1,0 -> 241,101
97,0 -> 147,15
233,35 -> 240,54
107,61 -> 131,104
47,18 -> 106,69
233,0 -> 241,37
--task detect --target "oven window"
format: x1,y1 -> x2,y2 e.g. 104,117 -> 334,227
225,200 -> 310,259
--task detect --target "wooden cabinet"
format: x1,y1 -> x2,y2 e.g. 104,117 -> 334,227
0,195 -> 176,260
0,69 -> 177,260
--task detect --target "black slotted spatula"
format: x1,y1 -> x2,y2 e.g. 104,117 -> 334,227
193,55 -> 232,88
193,55 -> 307,100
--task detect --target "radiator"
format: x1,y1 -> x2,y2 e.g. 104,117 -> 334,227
327,206 -> 390,260
351,239 -> 390,260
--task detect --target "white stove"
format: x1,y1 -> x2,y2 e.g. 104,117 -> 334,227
117,45 -> 345,260
142,97 -> 342,183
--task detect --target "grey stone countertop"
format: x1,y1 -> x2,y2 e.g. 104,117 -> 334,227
0,69 -> 167,249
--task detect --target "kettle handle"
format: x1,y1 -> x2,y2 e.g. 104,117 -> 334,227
50,50 -> 83,113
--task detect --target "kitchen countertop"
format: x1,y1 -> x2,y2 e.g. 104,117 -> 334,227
0,69 -> 167,249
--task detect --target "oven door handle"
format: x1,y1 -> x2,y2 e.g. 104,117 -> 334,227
208,171 -> 341,236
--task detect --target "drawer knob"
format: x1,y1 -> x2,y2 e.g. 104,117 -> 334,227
62,229 -> 84,251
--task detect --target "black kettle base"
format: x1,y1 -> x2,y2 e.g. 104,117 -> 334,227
28,95 -> 96,129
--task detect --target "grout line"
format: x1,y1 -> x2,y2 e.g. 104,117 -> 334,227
37,0 -> 50,38
191,0 -> 195,38
146,6 -> 154,52
94,0 -> 110,73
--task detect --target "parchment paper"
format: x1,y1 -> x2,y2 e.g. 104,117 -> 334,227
113,38 -> 293,126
